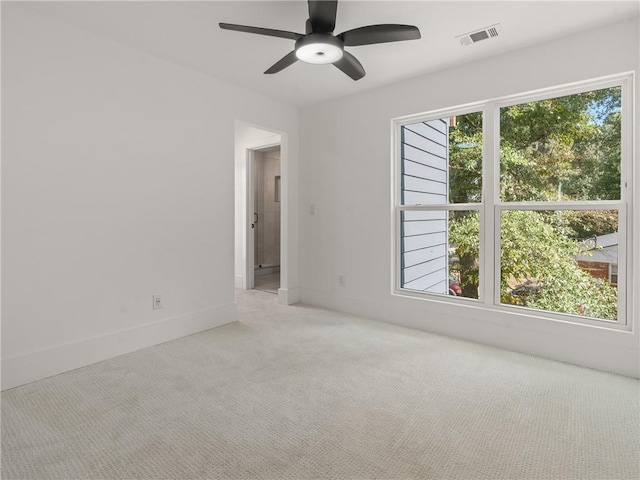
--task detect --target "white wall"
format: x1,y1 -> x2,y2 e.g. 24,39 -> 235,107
1,5 -> 298,389
299,18 -> 640,377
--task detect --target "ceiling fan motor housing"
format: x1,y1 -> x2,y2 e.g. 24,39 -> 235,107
295,33 -> 344,64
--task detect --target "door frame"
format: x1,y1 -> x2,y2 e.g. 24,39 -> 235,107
235,120 -> 297,305
245,142 -> 281,290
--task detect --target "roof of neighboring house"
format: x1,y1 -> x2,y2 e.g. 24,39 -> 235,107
574,232 -> 618,265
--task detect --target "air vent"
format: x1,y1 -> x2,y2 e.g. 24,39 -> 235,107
456,24 -> 502,46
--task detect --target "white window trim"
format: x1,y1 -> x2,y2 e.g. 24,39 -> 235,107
391,73 -> 634,332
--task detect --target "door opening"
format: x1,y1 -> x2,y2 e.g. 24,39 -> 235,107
252,145 -> 281,294
234,121 -> 292,303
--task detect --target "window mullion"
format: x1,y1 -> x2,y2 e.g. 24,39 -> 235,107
480,104 -> 498,308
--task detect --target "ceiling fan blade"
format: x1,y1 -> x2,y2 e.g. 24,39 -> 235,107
264,51 -> 299,74
219,23 -> 303,40
333,51 -> 365,81
308,0 -> 338,33
338,24 -> 421,46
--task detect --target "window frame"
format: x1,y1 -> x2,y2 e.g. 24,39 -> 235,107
393,103 -> 487,306
392,73 -> 633,330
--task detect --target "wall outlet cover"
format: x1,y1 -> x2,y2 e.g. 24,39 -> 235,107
152,295 -> 162,310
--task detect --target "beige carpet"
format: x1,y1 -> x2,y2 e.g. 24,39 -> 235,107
2,289 -> 639,479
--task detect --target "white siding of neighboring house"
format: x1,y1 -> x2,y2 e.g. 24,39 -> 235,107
400,119 -> 449,294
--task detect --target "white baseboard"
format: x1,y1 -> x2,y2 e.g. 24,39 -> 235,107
1,303 -> 237,391
278,287 -> 300,305
234,274 -> 243,289
300,288 -> 639,379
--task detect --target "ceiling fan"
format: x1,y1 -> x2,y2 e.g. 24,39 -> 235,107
219,0 -> 421,81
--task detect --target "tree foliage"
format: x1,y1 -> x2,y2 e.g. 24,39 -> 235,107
447,87 -> 621,319
500,211 -> 617,320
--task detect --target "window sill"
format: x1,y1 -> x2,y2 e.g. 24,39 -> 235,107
392,288 -> 633,334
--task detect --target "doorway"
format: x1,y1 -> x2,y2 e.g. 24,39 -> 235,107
252,145 -> 281,294
235,120 -> 295,304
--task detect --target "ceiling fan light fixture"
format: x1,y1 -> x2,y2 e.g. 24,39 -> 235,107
295,33 -> 343,64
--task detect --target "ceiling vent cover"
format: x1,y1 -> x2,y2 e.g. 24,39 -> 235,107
456,24 -> 502,46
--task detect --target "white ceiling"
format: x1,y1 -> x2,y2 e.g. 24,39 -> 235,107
19,1 -> 639,107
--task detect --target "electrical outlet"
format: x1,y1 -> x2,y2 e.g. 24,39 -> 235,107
152,295 -> 162,310
337,274 -> 345,287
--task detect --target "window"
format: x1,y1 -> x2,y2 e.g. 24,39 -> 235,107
399,113 -> 482,299
394,76 -> 632,327
610,265 -> 619,287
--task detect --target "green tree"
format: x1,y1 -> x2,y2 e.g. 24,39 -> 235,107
448,210 -> 618,320
448,113 -> 482,298
499,89 -> 620,202
500,211 -> 617,319
447,87 -> 620,318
